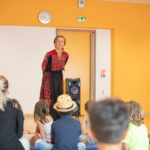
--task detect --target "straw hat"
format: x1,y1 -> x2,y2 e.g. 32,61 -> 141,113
54,94 -> 77,112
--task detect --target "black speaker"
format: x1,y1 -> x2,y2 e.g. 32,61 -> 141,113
66,78 -> 80,116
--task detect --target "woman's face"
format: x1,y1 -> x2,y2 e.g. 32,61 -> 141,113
55,37 -> 65,50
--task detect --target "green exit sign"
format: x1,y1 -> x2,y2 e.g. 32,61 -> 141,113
77,17 -> 86,22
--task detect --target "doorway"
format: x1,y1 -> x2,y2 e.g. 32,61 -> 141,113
57,29 -> 95,115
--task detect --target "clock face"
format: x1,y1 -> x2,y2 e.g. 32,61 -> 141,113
39,11 -> 51,24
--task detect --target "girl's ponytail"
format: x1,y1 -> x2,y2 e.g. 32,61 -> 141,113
0,76 -> 8,111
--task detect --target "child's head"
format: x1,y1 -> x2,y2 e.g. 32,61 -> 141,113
85,100 -> 91,113
54,94 -> 77,116
127,101 -> 144,126
89,98 -> 129,144
34,100 -> 49,122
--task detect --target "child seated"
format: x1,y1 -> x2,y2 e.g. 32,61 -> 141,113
80,101 -> 97,144
34,100 -> 53,142
30,100 -> 53,150
122,101 -> 149,150
0,75 -> 30,150
89,98 -> 130,150
51,94 -> 86,150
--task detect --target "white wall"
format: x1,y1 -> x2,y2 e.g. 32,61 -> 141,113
0,26 -> 56,113
95,29 -> 111,101
0,26 -> 111,113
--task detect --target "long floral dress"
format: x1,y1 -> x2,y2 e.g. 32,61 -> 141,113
40,49 -> 69,120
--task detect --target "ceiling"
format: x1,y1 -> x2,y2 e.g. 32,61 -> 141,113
96,0 -> 150,4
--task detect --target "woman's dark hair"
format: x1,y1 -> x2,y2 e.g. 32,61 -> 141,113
54,35 -> 66,45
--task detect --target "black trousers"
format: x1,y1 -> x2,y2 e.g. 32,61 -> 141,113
49,70 -> 63,121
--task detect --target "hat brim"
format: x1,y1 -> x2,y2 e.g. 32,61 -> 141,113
53,101 -> 77,112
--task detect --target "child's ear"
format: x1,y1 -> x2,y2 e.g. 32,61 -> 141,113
122,128 -> 129,140
89,126 -> 96,138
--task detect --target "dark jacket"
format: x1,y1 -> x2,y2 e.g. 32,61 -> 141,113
0,99 -> 24,150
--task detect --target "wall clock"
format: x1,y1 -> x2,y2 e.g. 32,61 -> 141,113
38,11 -> 51,24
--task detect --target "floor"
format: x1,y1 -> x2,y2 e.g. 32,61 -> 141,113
24,115 -> 36,141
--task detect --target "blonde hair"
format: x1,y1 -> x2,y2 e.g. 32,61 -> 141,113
34,100 -> 50,123
127,101 -> 144,126
0,75 -> 8,111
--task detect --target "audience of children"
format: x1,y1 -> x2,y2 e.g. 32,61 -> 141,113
31,94 -> 86,150
1,74 -> 150,150
0,75 -> 30,150
80,100 -> 97,144
89,98 -> 130,150
122,101 -> 149,150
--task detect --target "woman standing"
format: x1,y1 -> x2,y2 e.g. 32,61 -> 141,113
0,75 -> 30,150
40,35 -> 69,121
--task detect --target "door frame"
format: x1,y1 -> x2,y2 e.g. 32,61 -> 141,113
56,28 -> 96,101
57,28 -> 111,101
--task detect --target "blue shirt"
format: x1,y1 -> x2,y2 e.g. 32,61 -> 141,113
51,115 -> 81,150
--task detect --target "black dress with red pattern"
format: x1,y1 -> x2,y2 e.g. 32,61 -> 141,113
40,49 -> 69,120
